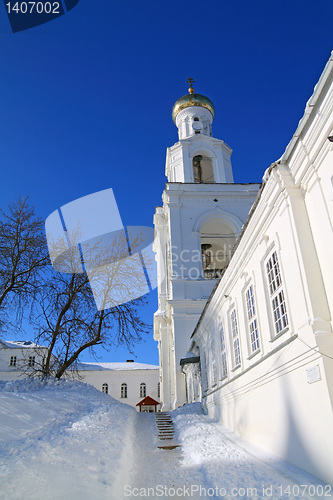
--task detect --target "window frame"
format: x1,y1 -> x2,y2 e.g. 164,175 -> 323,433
218,321 -> 228,380
229,307 -> 241,369
209,332 -> 218,387
140,382 -> 146,398
200,344 -> 209,393
120,383 -> 127,398
102,383 -> 108,394
245,284 -> 260,356
28,356 -> 35,368
9,356 -> 17,367
265,250 -> 289,338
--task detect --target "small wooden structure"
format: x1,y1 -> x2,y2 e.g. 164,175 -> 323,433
136,396 -> 160,413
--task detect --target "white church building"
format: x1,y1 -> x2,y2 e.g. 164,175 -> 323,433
154,55 -> 333,485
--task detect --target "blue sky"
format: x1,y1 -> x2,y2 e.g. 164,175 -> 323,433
1,0 -> 332,364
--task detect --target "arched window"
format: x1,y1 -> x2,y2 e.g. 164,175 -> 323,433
102,383 -> 108,394
121,383 -> 127,398
193,155 -> 214,183
200,218 -> 236,279
140,382 -> 146,398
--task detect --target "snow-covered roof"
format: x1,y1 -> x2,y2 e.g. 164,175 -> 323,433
0,340 -> 46,349
78,361 -> 159,371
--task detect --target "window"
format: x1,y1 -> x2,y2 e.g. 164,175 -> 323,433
230,308 -> 241,367
209,335 -> 217,386
140,382 -> 146,398
157,382 -> 160,398
219,323 -> 228,379
9,356 -> 16,367
266,251 -> 288,335
245,285 -> 260,353
28,356 -> 35,367
121,383 -> 127,398
201,345 -> 208,391
102,383 -> 108,394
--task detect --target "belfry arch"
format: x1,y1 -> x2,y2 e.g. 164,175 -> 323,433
192,154 -> 214,183
200,217 -> 236,278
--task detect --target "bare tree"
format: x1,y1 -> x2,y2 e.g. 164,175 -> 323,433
0,197 -> 49,331
33,228 -> 152,378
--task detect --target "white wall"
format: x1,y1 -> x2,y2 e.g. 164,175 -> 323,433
191,54 -> 333,485
78,367 -> 160,410
0,343 -> 48,380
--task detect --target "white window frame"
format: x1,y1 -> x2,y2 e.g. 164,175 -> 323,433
102,383 -> 108,394
140,382 -> 146,398
209,333 -> 217,387
230,308 -> 241,368
266,250 -> 288,336
218,321 -> 228,380
121,383 -> 127,398
200,344 -> 208,393
28,356 -> 35,367
9,356 -> 17,367
245,284 -> 260,355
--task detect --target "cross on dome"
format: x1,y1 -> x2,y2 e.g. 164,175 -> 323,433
186,77 -> 195,94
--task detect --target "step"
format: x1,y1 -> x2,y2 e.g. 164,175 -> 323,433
158,444 -> 180,450
155,414 -> 180,450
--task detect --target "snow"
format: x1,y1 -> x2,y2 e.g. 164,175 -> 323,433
0,380 -> 331,500
79,361 -> 159,371
0,340 -> 45,349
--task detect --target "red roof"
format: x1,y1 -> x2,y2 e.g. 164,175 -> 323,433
136,396 -> 160,407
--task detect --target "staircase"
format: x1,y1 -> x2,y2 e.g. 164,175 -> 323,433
155,412 -> 180,450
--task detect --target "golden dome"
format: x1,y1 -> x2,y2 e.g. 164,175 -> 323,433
172,93 -> 215,123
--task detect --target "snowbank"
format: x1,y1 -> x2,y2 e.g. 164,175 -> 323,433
0,382 -> 331,500
0,378 -> 136,500
173,403 -> 331,499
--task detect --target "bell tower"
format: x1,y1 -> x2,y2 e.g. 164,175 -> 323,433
154,80 -> 260,410
166,78 -> 233,185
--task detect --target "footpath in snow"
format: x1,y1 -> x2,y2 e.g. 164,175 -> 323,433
0,379 -> 331,500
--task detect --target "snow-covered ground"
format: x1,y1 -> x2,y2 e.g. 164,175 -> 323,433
0,379 -> 331,500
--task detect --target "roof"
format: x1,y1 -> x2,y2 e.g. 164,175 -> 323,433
172,93 -> 215,123
136,396 -> 160,407
278,50 -> 333,165
78,362 -> 159,371
0,340 -> 46,349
